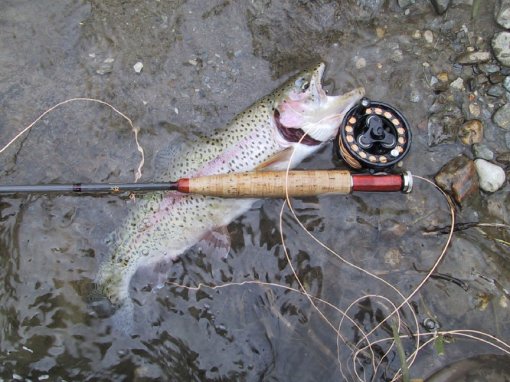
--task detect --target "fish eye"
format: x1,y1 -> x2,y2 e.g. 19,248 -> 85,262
301,81 -> 310,91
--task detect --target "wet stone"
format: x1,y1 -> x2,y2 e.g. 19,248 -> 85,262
493,103 -> 510,130
503,76 -> 510,92
472,144 -> 494,161
496,0 -> 510,29
468,103 -> 481,118
435,155 -> 479,204
475,159 -> 506,192
427,102 -> 464,146
456,51 -> 491,65
133,62 -> 143,73
496,151 -> 510,165
458,119 -> 484,145
489,72 -> 505,84
486,191 -> 510,223
479,63 -> 501,74
487,85 -> 505,97
492,32 -> 510,67
424,30 -> 434,44
450,77 -> 465,90
398,0 -> 414,8
430,0 -> 451,14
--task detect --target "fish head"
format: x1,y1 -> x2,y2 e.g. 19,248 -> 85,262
274,62 -> 365,144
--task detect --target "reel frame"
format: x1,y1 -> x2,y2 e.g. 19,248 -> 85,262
336,98 -> 412,172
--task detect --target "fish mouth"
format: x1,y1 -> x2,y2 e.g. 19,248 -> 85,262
301,86 -> 365,142
324,87 -> 365,115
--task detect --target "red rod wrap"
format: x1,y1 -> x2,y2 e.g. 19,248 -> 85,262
177,178 -> 190,193
351,174 -> 403,192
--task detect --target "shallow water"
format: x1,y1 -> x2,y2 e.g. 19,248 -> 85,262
0,1 -> 509,381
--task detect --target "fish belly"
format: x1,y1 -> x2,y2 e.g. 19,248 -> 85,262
97,194 -> 255,305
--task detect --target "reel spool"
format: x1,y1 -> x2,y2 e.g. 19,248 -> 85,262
336,98 -> 411,172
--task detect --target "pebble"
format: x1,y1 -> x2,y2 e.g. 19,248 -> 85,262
424,30 -> 434,44
409,89 -> 421,103
376,27 -> 386,39
430,0 -> 451,14
96,58 -> 114,75
427,112 -> 464,146
450,77 -> 465,90
506,131 -> 510,149
479,63 -> 501,74
434,155 -> 479,204
133,61 -> 143,73
398,0 -> 414,8
355,56 -> 367,69
503,76 -> 510,92
489,72 -> 505,84
391,49 -> 404,62
468,103 -> 481,117
472,143 -> 494,160
487,85 -> 505,97
474,159 -> 506,192
492,32 -> 510,67
496,0 -> 510,29
437,72 -> 449,82
458,119 -> 484,144
493,103 -> 510,130
456,51 -> 491,65
497,152 -> 510,165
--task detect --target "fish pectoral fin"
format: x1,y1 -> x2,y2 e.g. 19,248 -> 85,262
197,226 -> 231,259
255,147 -> 295,171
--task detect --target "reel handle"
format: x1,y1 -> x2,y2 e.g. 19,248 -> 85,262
177,170 -> 412,198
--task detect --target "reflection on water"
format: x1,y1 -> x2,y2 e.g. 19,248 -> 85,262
0,0 -> 508,380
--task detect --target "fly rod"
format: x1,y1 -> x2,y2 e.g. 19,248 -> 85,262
0,170 -> 412,197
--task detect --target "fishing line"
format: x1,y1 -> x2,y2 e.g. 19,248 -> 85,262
0,97 -> 145,182
274,110 -> 459,380
274,114 -> 417,380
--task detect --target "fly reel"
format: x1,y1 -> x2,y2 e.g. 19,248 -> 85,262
336,98 -> 411,172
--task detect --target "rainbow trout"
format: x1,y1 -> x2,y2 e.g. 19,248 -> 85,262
97,63 -> 364,328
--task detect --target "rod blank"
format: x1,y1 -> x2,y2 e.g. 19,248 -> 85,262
0,182 -> 177,194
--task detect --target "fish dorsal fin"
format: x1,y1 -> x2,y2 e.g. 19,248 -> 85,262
196,226 -> 231,259
255,147 -> 295,171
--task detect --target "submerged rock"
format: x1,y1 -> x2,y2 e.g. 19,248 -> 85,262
472,143 -> 494,160
492,32 -> 510,67
458,119 -> 484,145
435,155 -> 479,204
456,51 -> 491,65
493,103 -> 510,130
430,0 -> 451,14
496,0 -> 510,29
428,103 -> 464,146
474,159 -> 506,192
496,151 -> 510,165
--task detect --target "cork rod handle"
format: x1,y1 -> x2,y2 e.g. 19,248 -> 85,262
177,170 -> 353,198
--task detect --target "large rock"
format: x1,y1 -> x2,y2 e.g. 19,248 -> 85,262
430,0 -> 451,14
496,0 -> 510,29
435,155 -> 479,204
492,32 -> 510,67
474,159 -> 506,192
493,103 -> 510,130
